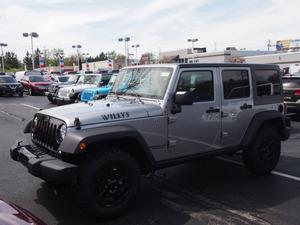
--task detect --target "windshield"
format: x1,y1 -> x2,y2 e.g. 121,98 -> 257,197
0,77 -> 17,83
29,76 -> 46,82
77,75 -> 101,84
25,71 -> 42,76
283,78 -> 300,88
68,75 -> 80,84
108,75 -> 118,86
58,76 -> 69,82
110,67 -> 173,99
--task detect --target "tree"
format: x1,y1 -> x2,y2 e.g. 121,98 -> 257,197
106,51 -> 117,60
4,52 -> 21,70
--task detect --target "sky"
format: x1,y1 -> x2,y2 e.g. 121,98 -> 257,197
0,0 -> 300,60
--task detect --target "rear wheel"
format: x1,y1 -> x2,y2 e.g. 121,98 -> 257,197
243,126 -> 281,175
76,149 -> 140,219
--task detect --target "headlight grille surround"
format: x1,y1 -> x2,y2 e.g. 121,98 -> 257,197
32,114 -> 67,151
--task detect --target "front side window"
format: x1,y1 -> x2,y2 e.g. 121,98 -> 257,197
222,70 -> 250,99
111,67 -> 173,99
177,70 -> 214,102
255,70 -> 281,96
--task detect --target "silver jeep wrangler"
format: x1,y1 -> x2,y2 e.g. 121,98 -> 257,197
10,63 -> 290,218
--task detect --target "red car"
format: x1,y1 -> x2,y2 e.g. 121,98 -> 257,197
0,199 -> 46,225
20,75 -> 50,95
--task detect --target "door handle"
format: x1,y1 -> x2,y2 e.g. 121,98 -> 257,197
240,103 -> 252,110
206,107 -> 220,113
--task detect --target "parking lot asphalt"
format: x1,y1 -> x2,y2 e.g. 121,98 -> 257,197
0,95 -> 300,225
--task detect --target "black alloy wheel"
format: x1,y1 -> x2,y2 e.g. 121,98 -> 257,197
243,126 -> 281,175
77,149 -> 140,219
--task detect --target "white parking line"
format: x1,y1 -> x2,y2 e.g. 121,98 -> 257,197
20,104 -> 41,110
0,110 -> 23,121
217,157 -> 300,182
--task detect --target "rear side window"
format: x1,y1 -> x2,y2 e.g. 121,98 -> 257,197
255,70 -> 281,96
222,70 -> 250,99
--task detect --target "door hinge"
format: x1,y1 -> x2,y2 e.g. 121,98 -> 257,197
168,139 -> 177,147
168,116 -> 177,124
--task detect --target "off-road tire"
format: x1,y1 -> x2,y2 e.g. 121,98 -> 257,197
47,94 -> 53,103
243,126 -> 281,175
76,148 -> 140,219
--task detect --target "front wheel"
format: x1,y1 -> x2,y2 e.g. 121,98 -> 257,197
28,88 -> 33,96
76,149 -> 140,219
243,126 -> 281,176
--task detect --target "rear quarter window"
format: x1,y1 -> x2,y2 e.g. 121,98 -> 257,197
255,70 -> 281,96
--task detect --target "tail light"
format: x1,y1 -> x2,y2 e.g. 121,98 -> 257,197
294,90 -> 300,96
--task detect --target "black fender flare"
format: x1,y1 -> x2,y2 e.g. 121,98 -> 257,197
24,120 -> 33,133
59,125 -> 155,165
240,110 -> 289,147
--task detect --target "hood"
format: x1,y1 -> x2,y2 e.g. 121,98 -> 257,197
0,83 -> 21,86
31,82 -> 50,86
39,99 -> 163,127
83,86 -> 111,94
61,84 -> 97,93
0,199 -> 46,225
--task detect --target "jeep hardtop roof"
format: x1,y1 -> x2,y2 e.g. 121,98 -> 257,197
123,63 -> 279,70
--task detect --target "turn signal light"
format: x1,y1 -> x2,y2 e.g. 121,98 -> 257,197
79,143 -> 86,151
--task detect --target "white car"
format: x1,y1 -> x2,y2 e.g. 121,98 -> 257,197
56,74 -> 111,105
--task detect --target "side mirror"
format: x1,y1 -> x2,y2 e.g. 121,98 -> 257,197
174,91 -> 193,105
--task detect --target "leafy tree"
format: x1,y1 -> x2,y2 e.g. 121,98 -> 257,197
4,52 -> 21,69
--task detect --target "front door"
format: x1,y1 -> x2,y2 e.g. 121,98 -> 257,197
168,68 -> 222,158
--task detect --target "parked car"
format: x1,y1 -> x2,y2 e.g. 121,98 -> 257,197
283,75 -> 300,113
80,73 -> 118,102
47,75 -> 70,84
11,63 -> 290,219
0,75 -> 23,97
15,70 -> 43,81
19,75 -> 50,95
56,73 -> 112,105
46,74 -> 81,104
0,198 -> 46,225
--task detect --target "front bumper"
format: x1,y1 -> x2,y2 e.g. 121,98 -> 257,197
55,97 -> 75,105
10,140 -> 77,184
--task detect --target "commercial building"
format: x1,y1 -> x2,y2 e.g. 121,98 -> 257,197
159,48 -> 300,70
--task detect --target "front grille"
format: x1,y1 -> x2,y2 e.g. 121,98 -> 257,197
58,89 -> 70,98
32,114 -> 65,151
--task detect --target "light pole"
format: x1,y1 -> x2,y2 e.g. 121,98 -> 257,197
118,37 -> 130,66
23,32 -> 39,70
187,38 -> 198,53
0,43 -> 8,72
72,45 -> 82,71
131,44 -> 140,65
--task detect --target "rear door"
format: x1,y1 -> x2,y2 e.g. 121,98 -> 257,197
220,67 -> 254,147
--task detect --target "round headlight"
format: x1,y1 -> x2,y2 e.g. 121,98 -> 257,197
56,124 -> 67,143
